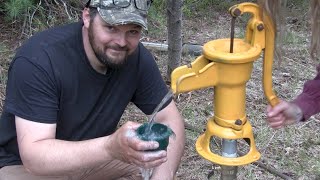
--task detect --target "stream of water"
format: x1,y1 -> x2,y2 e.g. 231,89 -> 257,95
140,168 -> 152,180
140,91 -> 173,180
145,91 -> 173,135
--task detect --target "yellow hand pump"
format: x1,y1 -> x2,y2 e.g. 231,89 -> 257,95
171,2 -> 279,167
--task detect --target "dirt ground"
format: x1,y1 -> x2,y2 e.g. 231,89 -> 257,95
1,5 -> 320,180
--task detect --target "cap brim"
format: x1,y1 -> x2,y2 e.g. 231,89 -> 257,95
98,8 -> 148,30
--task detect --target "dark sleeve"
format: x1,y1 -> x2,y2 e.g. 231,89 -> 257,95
4,57 -> 59,123
132,45 -> 171,115
293,65 -> 320,121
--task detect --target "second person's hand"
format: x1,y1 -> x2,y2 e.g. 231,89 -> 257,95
266,100 -> 303,129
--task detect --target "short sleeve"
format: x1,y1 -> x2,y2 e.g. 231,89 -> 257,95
4,57 -> 59,123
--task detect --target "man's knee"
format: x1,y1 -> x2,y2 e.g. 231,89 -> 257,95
0,165 -> 67,180
0,165 -> 25,180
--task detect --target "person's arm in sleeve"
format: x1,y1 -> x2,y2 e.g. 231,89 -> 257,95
267,66 -> 320,129
292,67 -> 320,120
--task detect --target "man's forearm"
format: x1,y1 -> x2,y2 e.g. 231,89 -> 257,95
151,127 -> 185,180
21,137 -> 112,176
151,102 -> 186,179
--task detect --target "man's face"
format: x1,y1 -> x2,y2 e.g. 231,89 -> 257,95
88,14 -> 142,69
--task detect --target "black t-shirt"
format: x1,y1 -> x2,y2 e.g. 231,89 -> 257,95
0,22 -> 170,166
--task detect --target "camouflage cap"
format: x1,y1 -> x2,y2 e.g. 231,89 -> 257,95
89,0 -> 148,30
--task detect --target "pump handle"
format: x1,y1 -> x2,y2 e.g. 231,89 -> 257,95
230,3 -> 280,107
261,6 -> 280,107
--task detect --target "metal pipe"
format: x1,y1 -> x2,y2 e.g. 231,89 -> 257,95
221,139 -> 237,180
230,17 -> 236,53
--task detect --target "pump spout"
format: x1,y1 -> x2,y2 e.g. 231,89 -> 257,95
171,55 -> 218,94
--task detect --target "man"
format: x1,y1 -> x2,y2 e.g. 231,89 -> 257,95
0,0 -> 185,179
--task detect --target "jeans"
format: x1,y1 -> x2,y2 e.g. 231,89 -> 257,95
0,160 -> 142,180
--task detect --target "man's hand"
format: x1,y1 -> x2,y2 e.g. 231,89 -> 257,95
107,121 -> 167,169
266,100 -> 303,129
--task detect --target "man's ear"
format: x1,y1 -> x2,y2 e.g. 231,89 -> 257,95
82,8 -> 91,28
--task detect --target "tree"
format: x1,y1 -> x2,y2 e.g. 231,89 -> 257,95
166,0 -> 183,81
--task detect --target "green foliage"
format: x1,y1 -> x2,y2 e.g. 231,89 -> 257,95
69,0 -> 85,9
4,0 -> 34,21
197,0 -> 234,12
0,42 -> 13,84
182,107 -> 195,120
0,42 -> 6,52
314,161 -> 320,177
287,0 -> 309,10
1,0 -> 81,36
283,31 -> 305,45
149,0 -> 166,14
147,0 -> 167,38
148,0 -> 167,24
182,0 -> 256,17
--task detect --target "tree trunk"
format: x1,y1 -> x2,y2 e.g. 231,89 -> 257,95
166,0 -> 183,81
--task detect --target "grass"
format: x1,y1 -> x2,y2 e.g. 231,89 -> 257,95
0,41 -> 12,79
0,41 -> 11,111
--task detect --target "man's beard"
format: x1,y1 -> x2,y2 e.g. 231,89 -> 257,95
88,23 -> 129,69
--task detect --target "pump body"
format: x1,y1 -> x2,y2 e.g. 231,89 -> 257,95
171,2 -> 279,166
